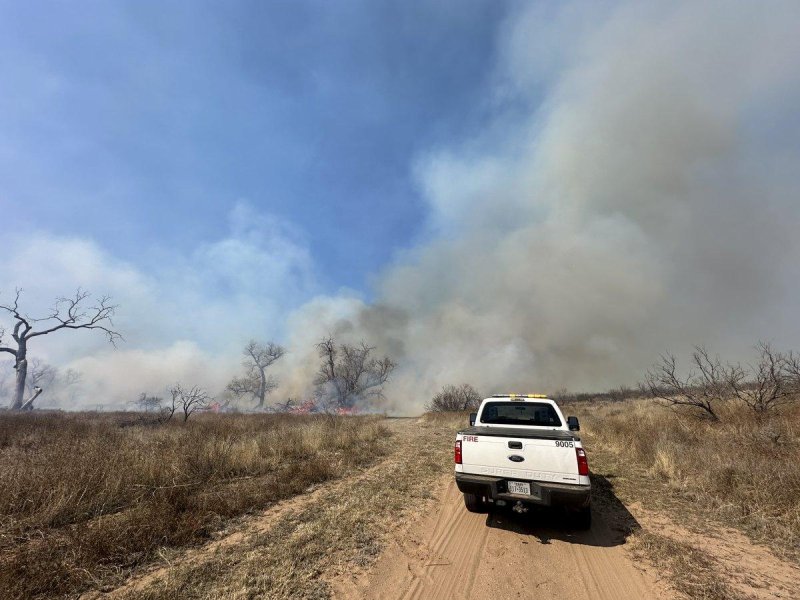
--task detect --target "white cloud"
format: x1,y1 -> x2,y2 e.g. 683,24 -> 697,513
0,201 -> 317,408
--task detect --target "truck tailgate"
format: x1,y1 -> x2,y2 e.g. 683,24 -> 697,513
460,431 -> 581,485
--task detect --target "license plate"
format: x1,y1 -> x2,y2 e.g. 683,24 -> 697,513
507,480 -> 531,495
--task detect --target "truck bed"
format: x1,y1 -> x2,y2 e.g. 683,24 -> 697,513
457,426 -> 580,441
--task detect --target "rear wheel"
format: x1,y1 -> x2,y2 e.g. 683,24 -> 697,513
572,505 -> 592,530
463,492 -> 488,513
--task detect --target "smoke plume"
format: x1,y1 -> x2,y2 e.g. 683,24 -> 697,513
275,0 -> 800,412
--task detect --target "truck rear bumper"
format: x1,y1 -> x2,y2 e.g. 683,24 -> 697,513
455,472 -> 590,508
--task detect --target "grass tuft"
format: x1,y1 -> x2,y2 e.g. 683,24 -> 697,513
578,399 -> 800,561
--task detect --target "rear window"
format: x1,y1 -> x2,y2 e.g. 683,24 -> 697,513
479,402 -> 562,427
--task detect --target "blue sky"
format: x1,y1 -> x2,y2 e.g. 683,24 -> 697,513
0,0 -> 513,292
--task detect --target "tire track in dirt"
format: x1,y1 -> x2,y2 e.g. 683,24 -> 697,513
399,492 -> 490,600
630,504 -> 800,599
336,479 -> 670,600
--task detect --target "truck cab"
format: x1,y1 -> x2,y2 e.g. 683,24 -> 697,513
454,394 -> 591,528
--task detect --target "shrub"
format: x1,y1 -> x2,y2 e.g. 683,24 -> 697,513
426,384 -> 482,412
642,343 -> 800,420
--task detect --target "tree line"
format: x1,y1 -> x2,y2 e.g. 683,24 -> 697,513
0,288 -> 396,417
134,336 -> 396,422
6,288 -> 799,421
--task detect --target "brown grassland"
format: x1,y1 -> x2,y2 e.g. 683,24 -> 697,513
0,400 -> 797,600
573,398 -> 800,599
578,399 -> 800,558
121,414 -> 458,600
0,412 -> 390,599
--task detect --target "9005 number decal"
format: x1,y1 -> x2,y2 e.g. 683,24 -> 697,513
555,441 -> 574,448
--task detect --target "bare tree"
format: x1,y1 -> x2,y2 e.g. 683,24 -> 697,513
729,342 -> 799,414
10,359 -> 82,410
782,350 -> 800,401
607,385 -> 637,402
158,390 -> 179,424
426,384 -> 482,412
645,343 -> 800,419
551,388 -> 571,402
136,392 -> 164,413
0,289 -> 120,409
227,340 -> 285,409
642,347 -> 732,421
313,337 -> 395,410
63,368 -> 82,387
169,384 -> 211,423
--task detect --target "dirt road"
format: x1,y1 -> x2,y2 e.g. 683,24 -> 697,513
336,478 -> 669,600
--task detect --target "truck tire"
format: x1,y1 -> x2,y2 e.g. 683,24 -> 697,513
573,506 -> 592,530
463,492 -> 487,513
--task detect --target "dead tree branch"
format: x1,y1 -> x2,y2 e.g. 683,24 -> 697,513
643,342 -> 800,420
0,288 -> 121,409
313,336 -> 395,410
642,348 -> 731,421
169,384 -> 211,423
730,343 -> 799,414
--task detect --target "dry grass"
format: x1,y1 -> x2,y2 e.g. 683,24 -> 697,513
0,411 -> 390,599
631,531 -> 745,600
8,399 -> 792,599
127,414 -> 464,599
417,410 -> 470,425
575,398 -> 800,561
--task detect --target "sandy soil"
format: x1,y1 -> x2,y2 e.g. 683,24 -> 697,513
334,479 -> 670,600
630,503 -> 800,599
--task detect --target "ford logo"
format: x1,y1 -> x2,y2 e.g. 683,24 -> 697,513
508,455 -> 525,463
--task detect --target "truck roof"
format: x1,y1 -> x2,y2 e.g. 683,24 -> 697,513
491,394 -> 549,399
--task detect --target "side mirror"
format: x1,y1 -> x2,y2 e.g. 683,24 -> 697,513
469,412 -> 477,427
567,416 -> 580,431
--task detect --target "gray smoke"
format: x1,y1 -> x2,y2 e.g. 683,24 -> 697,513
276,0 -> 800,412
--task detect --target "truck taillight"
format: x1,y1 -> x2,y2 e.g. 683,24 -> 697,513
576,448 -> 589,476
454,440 -> 462,464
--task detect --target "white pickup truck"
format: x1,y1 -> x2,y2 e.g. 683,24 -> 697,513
454,394 -> 591,528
